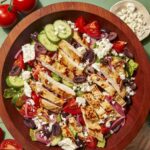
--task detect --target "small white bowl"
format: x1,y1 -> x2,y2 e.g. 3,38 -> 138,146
110,0 -> 150,41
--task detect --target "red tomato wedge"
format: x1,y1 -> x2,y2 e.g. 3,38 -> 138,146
19,103 -> 37,118
101,125 -> 110,135
86,136 -> 97,149
63,98 -> 81,115
112,41 -> 127,53
75,16 -> 86,33
14,53 -> 24,69
31,92 -> 40,108
0,139 -> 22,150
84,21 -> 101,38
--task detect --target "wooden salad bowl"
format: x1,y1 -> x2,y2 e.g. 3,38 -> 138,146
0,2 -> 150,150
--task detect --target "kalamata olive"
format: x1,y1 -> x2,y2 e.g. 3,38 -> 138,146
123,78 -> 131,86
61,112 -> 69,118
123,47 -> 134,59
43,124 -> 52,138
70,39 -> 81,48
125,96 -> 132,106
9,65 -> 21,76
24,118 -> 36,129
73,75 -> 87,83
82,50 -> 95,64
75,138 -> 84,148
130,82 -> 137,90
35,42 -> 47,55
108,32 -> 118,41
51,123 -> 61,136
30,32 -> 38,41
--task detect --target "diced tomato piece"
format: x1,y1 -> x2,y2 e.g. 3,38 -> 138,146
78,114 -> 85,126
63,98 -> 81,115
14,54 -> 25,69
86,136 -> 97,149
19,103 -> 37,118
112,41 -> 127,53
75,16 -> 86,33
31,92 -> 40,108
101,125 -> 110,135
83,21 -> 101,38
0,139 -> 22,150
27,60 -> 34,67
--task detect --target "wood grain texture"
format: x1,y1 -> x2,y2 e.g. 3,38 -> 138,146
0,2 -> 150,150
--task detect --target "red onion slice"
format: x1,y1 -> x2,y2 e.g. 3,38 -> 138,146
14,49 -> 22,59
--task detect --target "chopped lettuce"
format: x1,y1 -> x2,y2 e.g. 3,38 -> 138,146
3,88 -> 17,99
97,138 -> 106,148
30,129 -> 37,141
127,59 -> 138,77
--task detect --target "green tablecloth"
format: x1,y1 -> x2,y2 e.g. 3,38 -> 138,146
0,0 -> 150,142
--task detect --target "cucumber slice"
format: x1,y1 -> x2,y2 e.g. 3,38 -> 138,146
51,135 -> 62,146
62,79 -> 73,88
6,76 -> 24,88
51,72 -> 62,82
54,20 -> 72,39
38,32 -> 58,51
44,24 -> 60,43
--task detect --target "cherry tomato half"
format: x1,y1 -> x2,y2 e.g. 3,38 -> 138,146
75,16 -> 86,33
19,103 -> 37,118
14,53 -> 25,69
0,139 -> 22,150
112,41 -> 127,53
86,136 -> 97,149
13,0 -> 37,14
0,4 -> 18,28
84,21 -> 101,38
31,92 -> 40,108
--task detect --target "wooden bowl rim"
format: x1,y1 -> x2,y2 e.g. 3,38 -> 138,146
0,2 -> 150,150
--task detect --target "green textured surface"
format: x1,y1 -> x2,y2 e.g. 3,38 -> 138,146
0,0 -> 150,140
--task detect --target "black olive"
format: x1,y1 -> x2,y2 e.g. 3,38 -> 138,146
51,123 -> 61,136
124,47 -> 134,59
130,82 -> 137,90
9,65 -> 21,76
108,32 -> 118,41
82,50 -> 95,64
24,118 -> 36,129
73,75 -> 87,83
61,112 -> 69,118
43,124 -> 52,138
35,42 -> 47,55
125,96 -> 132,106
75,138 -> 84,148
84,66 -> 95,75
30,32 -> 38,41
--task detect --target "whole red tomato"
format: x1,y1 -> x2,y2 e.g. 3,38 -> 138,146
0,4 -> 18,28
13,0 -> 37,14
0,139 -> 22,150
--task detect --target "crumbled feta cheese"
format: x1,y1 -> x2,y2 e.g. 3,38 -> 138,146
103,114 -> 108,119
119,72 -> 125,80
111,49 -> 118,56
22,44 -> 35,63
24,81 -> 32,97
105,121 -> 111,128
76,47 -> 86,55
76,97 -> 86,107
110,130 -> 114,134
93,38 -> 113,59
27,99 -> 35,106
92,63 -> 100,71
22,70 -> 31,80
58,138 -> 78,150
99,120 -> 105,124
80,82 -> 92,92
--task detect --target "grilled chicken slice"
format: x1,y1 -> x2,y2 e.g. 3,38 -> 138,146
39,72 -> 75,98
59,40 -> 82,63
58,49 -> 84,74
88,129 -> 103,141
38,57 -> 74,83
40,98 -> 61,113
90,74 -> 116,96
30,81 -> 64,107
90,74 -> 126,106
81,106 -> 100,130
73,31 -> 89,49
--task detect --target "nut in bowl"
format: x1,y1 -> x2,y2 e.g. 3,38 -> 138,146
0,2 -> 150,150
